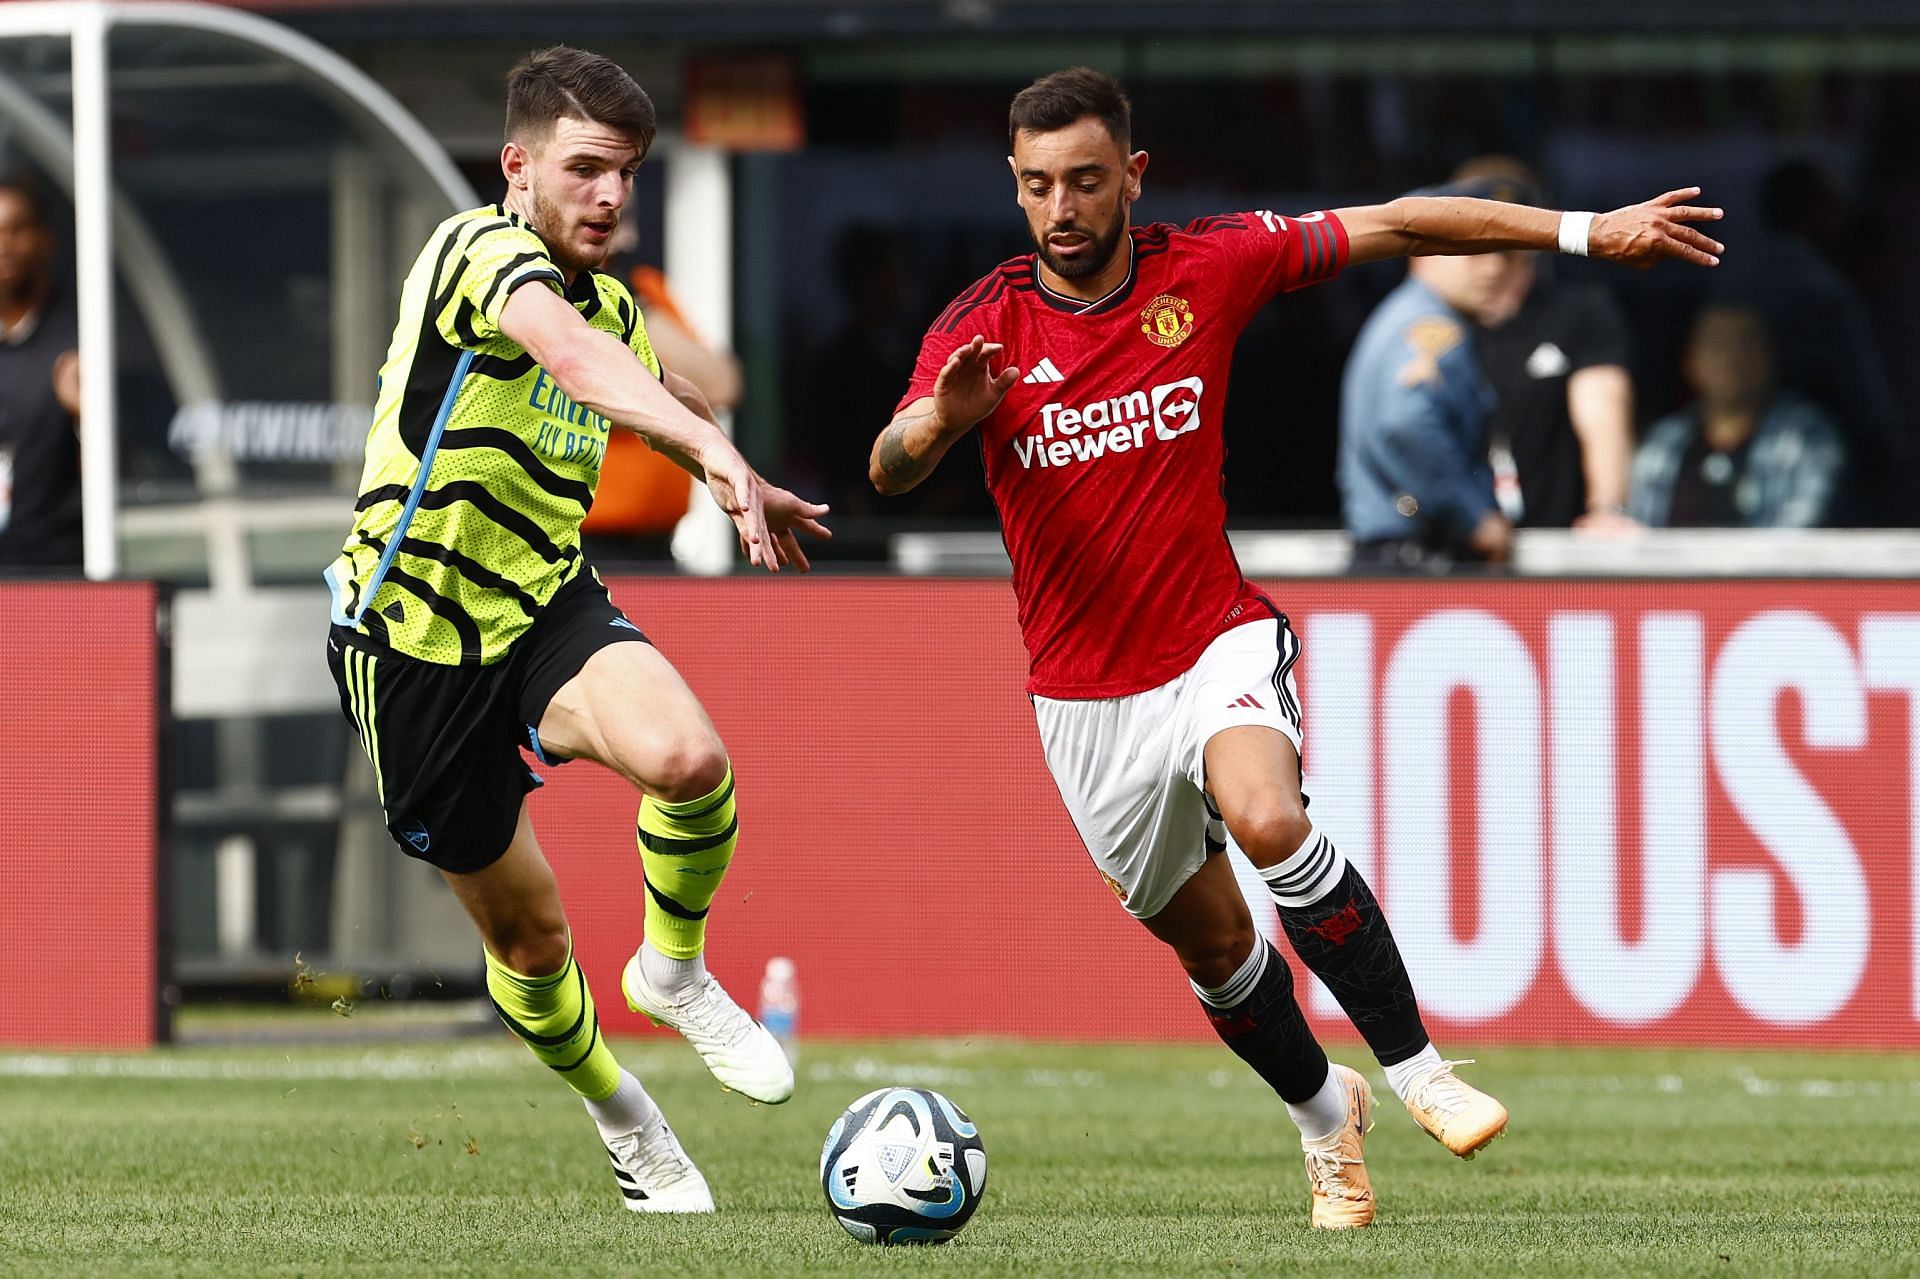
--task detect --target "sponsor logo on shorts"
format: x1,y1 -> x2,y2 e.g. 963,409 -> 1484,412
1228,693 -> 1264,709
1099,871 -> 1129,904
1012,376 -> 1204,470
399,819 -> 432,854
609,617 -> 640,631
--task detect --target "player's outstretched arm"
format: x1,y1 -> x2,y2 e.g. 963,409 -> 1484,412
500,280 -> 785,568
1337,188 -> 1725,270
665,367 -> 831,570
871,335 -> 1018,495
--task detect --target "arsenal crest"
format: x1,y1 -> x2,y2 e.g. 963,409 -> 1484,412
1139,293 -> 1195,348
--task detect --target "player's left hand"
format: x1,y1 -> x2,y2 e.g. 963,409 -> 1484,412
757,481 -> 831,573
1573,507 -> 1642,536
1591,188 -> 1724,269
52,349 -> 80,417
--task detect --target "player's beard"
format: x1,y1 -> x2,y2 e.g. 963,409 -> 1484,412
1031,215 -> 1126,282
529,186 -> 610,277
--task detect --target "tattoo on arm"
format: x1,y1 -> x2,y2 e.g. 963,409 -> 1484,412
878,415 -> 935,486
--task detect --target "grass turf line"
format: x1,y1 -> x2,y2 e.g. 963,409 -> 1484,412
1,1037 -> 1917,1277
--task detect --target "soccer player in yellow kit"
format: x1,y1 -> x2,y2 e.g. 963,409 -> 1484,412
324,47 -> 828,1212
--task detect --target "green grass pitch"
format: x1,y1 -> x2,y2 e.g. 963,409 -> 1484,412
2,1031 -> 1918,1277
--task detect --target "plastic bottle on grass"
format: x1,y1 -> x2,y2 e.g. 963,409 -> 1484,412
757,955 -> 800,1062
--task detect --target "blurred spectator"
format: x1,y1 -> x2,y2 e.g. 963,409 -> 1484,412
581,223 -> 744,551
1339,247 -> 1509,570
798,223 -> 989,520
1712,160 -> 1911,524
1450,157 -> 1639,533
1629,304 -> 1844,528
0,172 -> 81,573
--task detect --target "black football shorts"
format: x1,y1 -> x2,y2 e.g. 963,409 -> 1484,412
325,570 -> 648,873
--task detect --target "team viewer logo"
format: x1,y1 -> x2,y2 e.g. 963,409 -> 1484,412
1012,376 -> 1207,469
1139,293 -> 1195,348
1150,377 -> 1203,441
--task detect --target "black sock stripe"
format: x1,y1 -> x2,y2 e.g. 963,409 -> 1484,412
669,776 -> 735,822
638,816 -> 738,856
1271,621 -> 1303,726
1268,836 -> 1332,892
644,874 -> 711,922
551,1018 -> 602,1073
1273,835 -> 1331,890
618,1184 -> 649,1201
488,963 -> 590,1048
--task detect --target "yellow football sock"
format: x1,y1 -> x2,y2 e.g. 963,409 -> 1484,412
636,766 -> 738,961
484,943 -> 621,1102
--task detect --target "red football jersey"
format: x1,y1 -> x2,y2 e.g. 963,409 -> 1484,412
898,210 -> 1349,698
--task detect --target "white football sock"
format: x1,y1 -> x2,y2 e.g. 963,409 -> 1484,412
1382,1044 -> 1445,1102
583,1068 -> 661,1138
1190,937 -> 1270,1009
1286,1065 -> 1348,1143
639,939 -> 705,1000
1258,826 -> 1349,908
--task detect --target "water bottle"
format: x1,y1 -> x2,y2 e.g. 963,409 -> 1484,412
757,955 -> 800,1061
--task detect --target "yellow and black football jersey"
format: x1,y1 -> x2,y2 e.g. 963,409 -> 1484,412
325,205 -> 662,664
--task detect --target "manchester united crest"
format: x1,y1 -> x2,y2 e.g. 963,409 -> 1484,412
1139,293 -> 1195,348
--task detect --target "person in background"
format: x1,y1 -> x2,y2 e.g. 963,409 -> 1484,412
0,172 -> 82,574
581,222 -> 746,551
1712,160 -> 1911,523
1449,158 -> 1639,533
1629,303 -> 1844,528
1338,222 -> 1510,571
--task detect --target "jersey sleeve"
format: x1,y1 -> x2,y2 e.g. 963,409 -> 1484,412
1191,209 -> 1349,308
604,274 -> 665,379
895,328 -> 968,415
432,221 -> 565,348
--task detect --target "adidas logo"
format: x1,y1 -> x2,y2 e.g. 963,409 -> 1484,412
1022,357 -> 1065,385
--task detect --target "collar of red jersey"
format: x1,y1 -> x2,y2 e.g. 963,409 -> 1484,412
1033,236 -> 1137,317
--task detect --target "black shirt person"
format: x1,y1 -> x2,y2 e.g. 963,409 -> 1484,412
0,174 -> 81,573
1451,158 -> 1639,531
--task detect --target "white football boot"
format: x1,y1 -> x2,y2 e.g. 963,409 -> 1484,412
1403,1059 -> 1508,1158
621,951 -> 795,1104
603,1113 -> 715,1214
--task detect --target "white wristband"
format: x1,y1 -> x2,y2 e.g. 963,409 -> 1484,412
1558,210 -> 1595,257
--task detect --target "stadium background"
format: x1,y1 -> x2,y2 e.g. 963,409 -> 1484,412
2,0 -> 1918,1056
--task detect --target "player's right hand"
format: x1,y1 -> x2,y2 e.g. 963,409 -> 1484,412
932,335 -> 1019,433
1468,510 -> 1514,563
1591,188 -> 1724,269
699,441 -> 775,571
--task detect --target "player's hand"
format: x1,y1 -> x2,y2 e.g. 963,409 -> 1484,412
51,350 -> 80,418
1590,188 -> 1724,269
932,335 -> 1019,434
759,480 -> 831,573
1573,507 -> 1642,536
1468,510 -> 1514,562
698,441 -> 775,571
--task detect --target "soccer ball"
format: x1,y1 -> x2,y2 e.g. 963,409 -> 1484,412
819,1086 -> 987,1245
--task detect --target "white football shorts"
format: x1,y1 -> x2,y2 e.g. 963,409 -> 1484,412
1032,616 -> 1304,920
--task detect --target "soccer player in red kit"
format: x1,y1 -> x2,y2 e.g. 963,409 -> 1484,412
870,68 -> 1723,1229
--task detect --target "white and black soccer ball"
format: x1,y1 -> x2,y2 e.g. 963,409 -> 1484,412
819,1087 -> 987,1245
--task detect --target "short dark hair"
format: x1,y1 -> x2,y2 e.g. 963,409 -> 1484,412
0,170 -> 52,229
506,46 -> 656,158
1009,67 -> 1130,151
1447,155 -> 1544,208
